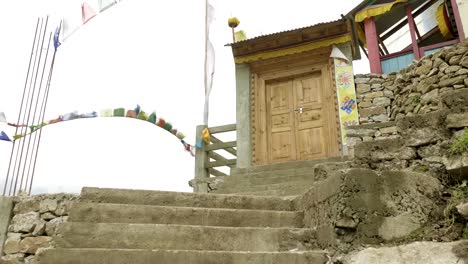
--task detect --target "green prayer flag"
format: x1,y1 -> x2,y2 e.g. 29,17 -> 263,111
113,108 -> 125,117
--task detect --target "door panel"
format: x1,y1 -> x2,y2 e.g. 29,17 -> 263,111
266,80 -> 296,163
293,72 -> 327,160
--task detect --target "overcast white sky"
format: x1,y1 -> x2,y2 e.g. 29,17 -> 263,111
0,0 -> 368,195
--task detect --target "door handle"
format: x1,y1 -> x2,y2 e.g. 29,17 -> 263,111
294,107 -> 304,114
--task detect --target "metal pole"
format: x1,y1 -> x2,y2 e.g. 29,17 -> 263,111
14,16 -> 49,195
23,31 -> 52,194
4,18 -> 41,196
28,48 -> 57,195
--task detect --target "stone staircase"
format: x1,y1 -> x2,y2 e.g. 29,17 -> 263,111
36,187 -> 329,264
212,157 -> 350,196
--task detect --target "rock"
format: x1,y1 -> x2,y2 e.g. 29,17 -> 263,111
433,58 -> 444,68
439,61 -> 449,72
379,126 -> 398,134
356,83 -> 371,93
31,220 -> 46,236
445,65 -> 461,73
39,199 -> 58,213
456,202 -> 468,219
364,91 -> 384,99
445,154 -> 468,173
358,101 -> 373,108
45,216 -> 67,236
439,74 -> 467,87
372,114 -> 389,122
371,83 -> 382,89
383,90 -> 394,98
3,233 -> 22,254
346,128 -> 375,137
9,212 -> 40,233
340,241 -> 468,264
420,89 -> 439,105
460,55 -> 468,68
466,78 -> 468,86
417,143 -> 445,158
358,107 -> 386,118
0,253 -> 26,264
441,89 -> 468,112
25,255 -> 38,264
19,236 -> 52,254
346,136 -> 362,147
336,217 -> 358,229
415,59 -> 432,75
455,68 -> 468,75
446,113 -> 468,128
355,77 -> 370,84
378,213 -> 421,240
448,55 -> 462,65
13,198 -> 40,214
454,84 -> 465,89
40,212 -> 56,220
373,97 -> 391,107
405,127 -> 440,147
369,78 -> 385,84
427,67 -> 438,77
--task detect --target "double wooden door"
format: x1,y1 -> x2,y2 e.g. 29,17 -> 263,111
254,66 -> 339,164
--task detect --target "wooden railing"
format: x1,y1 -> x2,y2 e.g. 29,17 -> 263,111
192,124 -> 237,192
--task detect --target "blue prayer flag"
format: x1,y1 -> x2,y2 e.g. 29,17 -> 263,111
54,22 -> 61,50
0,131 -> 11,142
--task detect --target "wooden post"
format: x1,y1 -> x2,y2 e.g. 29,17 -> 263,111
364,17 -> 382,73
406,4 -> 421,60
449,0 -> 465,41
193,125 -> 209,193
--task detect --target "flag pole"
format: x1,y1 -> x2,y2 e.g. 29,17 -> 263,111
203,0 -> 209,126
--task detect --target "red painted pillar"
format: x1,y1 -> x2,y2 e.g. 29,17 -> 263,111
406,4 -> 421,60
364,17 -> 382,73
450,0 -> 465,41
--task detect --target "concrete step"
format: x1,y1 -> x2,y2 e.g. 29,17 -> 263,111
37,248 -> 329,264
55,222 -> 318,252
219,173 -> 317,187
81,187 -> 296,211
229,186 -> 310,197
215,180 -> 314,194
232,156 -> 349,175
69,202 -> 304,228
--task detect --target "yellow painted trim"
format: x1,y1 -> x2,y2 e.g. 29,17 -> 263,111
356,24 -> 367,48
234,34 -> 352,64
436,3 -> 453,40
355,0 -> 407,23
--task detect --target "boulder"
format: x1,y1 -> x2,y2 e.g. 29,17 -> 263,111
340,241 -> 468,264
8,212 -> 41,233
19,236 -> 52,254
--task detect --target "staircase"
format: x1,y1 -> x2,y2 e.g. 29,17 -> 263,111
213,157 -> 350,196
37,187 -> 329,264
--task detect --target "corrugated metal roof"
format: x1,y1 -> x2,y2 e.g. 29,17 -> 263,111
227,18 -> 346,46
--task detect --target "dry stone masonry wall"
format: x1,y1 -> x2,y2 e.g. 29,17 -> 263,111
355,40 -> 468,124
1,194 -> 77,264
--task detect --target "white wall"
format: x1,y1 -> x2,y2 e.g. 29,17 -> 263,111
457,0 -> 468,38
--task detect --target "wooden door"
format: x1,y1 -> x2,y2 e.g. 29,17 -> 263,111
293,72 -> 327,160
262,67 -> 337,164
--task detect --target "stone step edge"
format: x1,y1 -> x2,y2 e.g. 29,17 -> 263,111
231,156 -> 349,174
70,202 -> 303,214
80,187 -> 297,211
38,248 -> 328,254
58,222 -> 314,232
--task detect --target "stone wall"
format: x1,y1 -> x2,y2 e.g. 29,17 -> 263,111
354,39 -> 468,124
351,103 -> 468,184
1,194 -> 78,264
